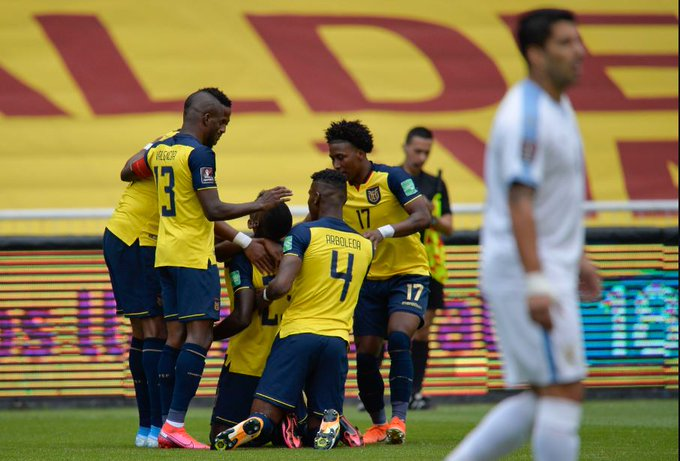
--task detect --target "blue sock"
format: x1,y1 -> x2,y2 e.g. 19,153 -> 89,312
356,353 -> 386,424
252,412 -> 274,445
148,425 -> 161,440
411,339 -> 429,395
129,337 -> 150,429
167,343 -> 208,424
157,344 -> 180,422
143,337 -> 165,428
388,331 -> 413,421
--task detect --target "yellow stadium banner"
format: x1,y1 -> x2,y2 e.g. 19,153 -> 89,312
0,0 -> 677,234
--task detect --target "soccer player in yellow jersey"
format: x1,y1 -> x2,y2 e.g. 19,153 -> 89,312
104,130 -> 176,448
214,169 -> 373,451
120,87 -> 292,449
209,200 -> 298,447
325,120 -> 432,444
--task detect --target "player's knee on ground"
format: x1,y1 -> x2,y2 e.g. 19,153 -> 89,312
210,423 -> 229,447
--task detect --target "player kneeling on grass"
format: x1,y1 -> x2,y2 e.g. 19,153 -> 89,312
209,198 -> 310,448
214,169 -> 372,450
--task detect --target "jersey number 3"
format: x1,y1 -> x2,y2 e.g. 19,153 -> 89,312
154,166 -> 176,217
330,250 -> 355,302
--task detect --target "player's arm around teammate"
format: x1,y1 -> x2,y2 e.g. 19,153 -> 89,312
119,88 -> 292,449
121,149 -> 291,275
326,120 -> 431,443
361,189 -> 430,250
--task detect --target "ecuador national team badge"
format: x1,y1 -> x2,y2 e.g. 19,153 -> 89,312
366,186 -> 381,204
214,298 -> 220,311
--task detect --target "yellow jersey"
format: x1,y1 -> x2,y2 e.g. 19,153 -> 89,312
145,133 -> 217,269
106,131 -> 177,247
279,217 -> 373,341
343,162 -> 429,279
224,252 -> 289,377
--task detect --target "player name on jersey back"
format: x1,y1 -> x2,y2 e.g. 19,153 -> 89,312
325,234 -> 364,250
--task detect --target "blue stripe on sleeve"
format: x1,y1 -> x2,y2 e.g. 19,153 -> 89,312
517,80 -> 541,186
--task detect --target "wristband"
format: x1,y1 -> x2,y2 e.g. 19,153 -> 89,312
233,232 -> 253,249
526,272 -> 553,297
377,225 -> 395,239
262,287 -> 270,302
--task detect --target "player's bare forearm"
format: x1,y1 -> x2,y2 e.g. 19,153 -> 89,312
198,193 -> 263,221
509,184 -> 541,273
214,220 -> 238,241
393,196 -> 432,237
197,187 -> 293,222
579,255 -> 602,302
214,240 -> 241,262
264,255 -> 301,301
213,292 -> 255,340
432,213 -> 453,236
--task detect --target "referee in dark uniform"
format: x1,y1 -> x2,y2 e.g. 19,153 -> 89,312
400,127 -> 453,409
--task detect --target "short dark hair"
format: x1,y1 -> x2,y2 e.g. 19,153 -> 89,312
517,9 -> 576,61
183,87 -> 232,117
324,120 -> 374,153
405,126 -> 433,144
311,169 -> 347,189
259,202 -> 292,241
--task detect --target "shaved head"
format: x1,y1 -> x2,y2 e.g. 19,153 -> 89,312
183,88 -> 231,121
181,87 -> 232,147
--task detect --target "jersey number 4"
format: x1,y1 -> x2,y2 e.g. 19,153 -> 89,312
154,166 -> 176,217
330,250 -> 355,302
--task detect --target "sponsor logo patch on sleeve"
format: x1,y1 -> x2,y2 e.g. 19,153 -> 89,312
400,178 -> 418,196
521,140 -> 537,163
229,270 -> 241,287
200,167 -> 215,185
283,235 -> 293,252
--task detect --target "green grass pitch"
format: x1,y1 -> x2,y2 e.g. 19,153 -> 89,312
0,399 -> 677,460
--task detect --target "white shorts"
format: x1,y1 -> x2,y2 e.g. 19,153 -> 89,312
481,274 -> 587,387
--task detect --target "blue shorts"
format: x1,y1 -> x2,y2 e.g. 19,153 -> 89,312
353,274 -> 430,337
103,228 -> 162,318
211,365 -> 260,427
158,264 -> 221,322
254,334 -> 348,418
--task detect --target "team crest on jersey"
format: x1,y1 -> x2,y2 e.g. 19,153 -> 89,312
200,167 -> 215,185
400,178 -> 417,196
521,140 -> 536,163
229,270 -> 241,287
366,186 -> 381,204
